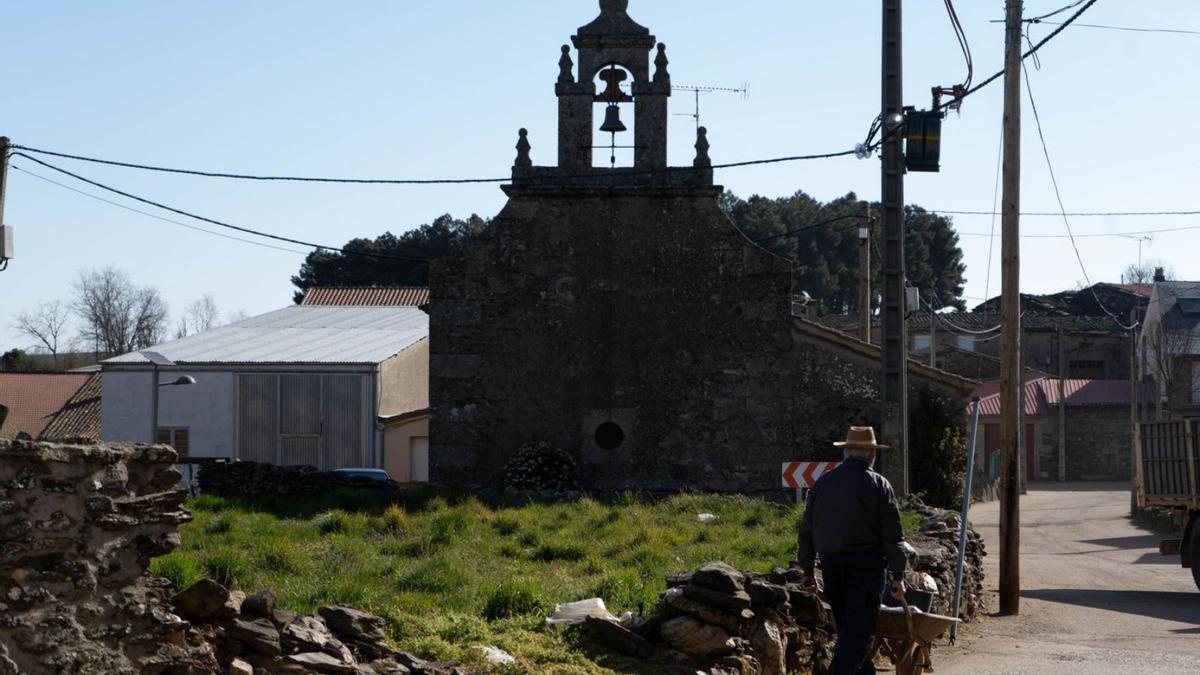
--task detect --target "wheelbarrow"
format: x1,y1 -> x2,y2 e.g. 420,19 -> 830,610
870,595 -> 960,675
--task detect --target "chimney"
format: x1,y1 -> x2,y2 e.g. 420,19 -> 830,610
1153,267 -> 1166,283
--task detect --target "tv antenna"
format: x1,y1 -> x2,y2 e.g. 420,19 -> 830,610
672,83 -> 750,132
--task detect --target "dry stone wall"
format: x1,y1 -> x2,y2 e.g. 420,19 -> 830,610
0,438 -> 217,674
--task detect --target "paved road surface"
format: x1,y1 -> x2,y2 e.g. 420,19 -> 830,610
934,483 -> 1199,675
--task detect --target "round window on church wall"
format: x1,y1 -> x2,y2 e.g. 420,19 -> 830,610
594,422 -> 625,451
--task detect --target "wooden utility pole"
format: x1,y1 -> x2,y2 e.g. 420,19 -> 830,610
929,297 -> 938,368
0,137 -> 10,226
998,0 -> 1023,616
1130,307 -> 1142,514
880,0 -> 909,496
1057,324 -> 1066,482
859,202 -> 872,343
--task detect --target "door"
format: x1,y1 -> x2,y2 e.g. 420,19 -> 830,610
411,437 -> 430,483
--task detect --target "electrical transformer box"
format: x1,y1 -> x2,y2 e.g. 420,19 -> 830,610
905,110 -> 943,173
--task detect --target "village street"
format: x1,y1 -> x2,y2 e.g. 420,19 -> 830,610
936,483 -> 1200,674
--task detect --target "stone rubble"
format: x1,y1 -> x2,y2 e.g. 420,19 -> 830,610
582,508 -> 986,674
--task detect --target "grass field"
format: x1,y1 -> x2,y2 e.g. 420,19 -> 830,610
152,490 -> 921,674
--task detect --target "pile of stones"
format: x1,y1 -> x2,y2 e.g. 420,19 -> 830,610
904,498 -> 987,621
583,562 -> 834,675
197,462 -> 398,499
170,580 -> 461,675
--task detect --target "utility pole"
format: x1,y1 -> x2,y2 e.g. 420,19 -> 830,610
1130,307 -> 1142,514
859,202 -> 873,343
929,296 -> 938,368
1057,324 -> 1067,482
880,0 -> 909,496
0,137 -> 10,228
999,0 -> 1023,617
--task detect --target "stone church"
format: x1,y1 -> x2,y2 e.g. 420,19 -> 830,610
429,0 -> 973,491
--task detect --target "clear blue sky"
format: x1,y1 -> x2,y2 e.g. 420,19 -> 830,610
3,0 -> 1197,351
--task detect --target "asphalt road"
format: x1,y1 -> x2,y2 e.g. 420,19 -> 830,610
934,482 -> 1199,675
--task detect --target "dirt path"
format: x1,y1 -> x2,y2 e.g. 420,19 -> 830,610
933,482 -> 1199,675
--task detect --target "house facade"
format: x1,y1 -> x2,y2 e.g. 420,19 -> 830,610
1139,279 -> 1200,419
101,304 -> 428,471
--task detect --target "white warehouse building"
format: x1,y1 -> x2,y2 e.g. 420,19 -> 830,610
101,304 -> 429,470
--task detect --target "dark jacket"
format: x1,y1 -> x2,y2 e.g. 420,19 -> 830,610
796,456 -> 907,577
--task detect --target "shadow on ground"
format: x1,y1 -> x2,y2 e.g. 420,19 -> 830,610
1022,589 -> 1199,626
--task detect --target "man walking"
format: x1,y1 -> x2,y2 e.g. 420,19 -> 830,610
797,426 -> 908,675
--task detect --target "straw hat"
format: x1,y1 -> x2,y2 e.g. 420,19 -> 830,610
833,426 -> 890,450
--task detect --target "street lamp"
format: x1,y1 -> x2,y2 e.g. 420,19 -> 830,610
140,351 -> 195,444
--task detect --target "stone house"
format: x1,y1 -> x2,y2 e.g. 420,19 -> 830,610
1139,279 -> 1200,419
973,375 -> 1149,482
428,0 -> 976,492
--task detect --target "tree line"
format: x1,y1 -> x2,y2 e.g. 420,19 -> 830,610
289,192 -> 968,316
6,267 -> 244,371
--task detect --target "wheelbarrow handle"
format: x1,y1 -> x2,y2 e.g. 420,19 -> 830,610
899,592 -> 916,642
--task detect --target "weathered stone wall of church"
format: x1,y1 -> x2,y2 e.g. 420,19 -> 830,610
431,187 -> 808,491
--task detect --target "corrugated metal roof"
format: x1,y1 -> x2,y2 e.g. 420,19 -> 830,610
301,287 -> 430,307
39,372 -> 101,441
973,376 -> 1151,417
104,306 -> 428,366
0,373 -> 92,438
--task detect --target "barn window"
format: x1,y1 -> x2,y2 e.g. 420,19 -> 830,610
594,422 -> 625,450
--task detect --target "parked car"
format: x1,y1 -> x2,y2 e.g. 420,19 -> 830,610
333,468 -> 394,483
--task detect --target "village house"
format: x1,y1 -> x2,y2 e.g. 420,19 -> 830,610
428,0 -> 976,492
1139,276 -> 1200,419
0,371 -> 101,441
973,374 -> 1150,482
100,289 -> 428,474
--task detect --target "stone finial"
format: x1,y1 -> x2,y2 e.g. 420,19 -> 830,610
694,127 -> 711,168
654,43 -> 670,85
558,45 -> 574,84
600,0 -> 630,14
515,129 -> 532,168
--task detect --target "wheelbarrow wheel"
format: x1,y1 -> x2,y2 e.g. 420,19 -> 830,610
1192,520 -> 1200,592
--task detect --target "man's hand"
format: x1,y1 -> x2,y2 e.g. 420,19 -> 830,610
800,576 -> 818,592
889,579 -> 907,601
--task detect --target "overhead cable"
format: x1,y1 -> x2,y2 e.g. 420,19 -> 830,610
10,152 -> 430,263
1035,21 -> 1200,36
1022,62 -> 1137,331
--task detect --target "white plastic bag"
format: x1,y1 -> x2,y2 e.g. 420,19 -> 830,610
545,598 -> 619,626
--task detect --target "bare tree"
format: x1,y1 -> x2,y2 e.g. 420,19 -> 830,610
72,267 -> 169,356
175,295 -> 221,338
226,309 -> 251,323
1123,260 -> 1175,285
1144,321 -> 1195,419
13,301 -> 71,361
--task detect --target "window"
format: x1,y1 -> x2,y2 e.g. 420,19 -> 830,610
912,334 -> 932,351
156,428 -> 190,458
1069,359 -> 1106,372
956,335 -> 975,352
1192,362 -> 1200,405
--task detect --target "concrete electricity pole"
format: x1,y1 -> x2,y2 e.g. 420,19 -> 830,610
999,0 -> 1023,616
859,202 -> 873,343
879,0 -> 909,497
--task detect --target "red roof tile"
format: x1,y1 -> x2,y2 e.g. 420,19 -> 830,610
40,373 -> 102,441
300,287 -> 429,307
0,373 -> 92,439
972,376 -> 1152,418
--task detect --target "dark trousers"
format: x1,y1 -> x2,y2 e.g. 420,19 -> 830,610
821,551 -> 885,675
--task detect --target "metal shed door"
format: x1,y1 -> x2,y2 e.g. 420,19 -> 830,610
237,374 -> 278,463
280,374 -> 322,468
322,374 -> 365,469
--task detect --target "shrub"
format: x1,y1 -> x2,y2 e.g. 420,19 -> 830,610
910,427 -> 968,509
314,510 -> 351,535
376,505 -> 409,534
482,578 -> 545,621
503,441 -> 576,492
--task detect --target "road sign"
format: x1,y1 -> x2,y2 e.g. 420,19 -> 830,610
781,461 -> 841,489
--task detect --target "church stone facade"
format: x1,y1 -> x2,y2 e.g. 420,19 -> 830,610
428,1 -> 962,491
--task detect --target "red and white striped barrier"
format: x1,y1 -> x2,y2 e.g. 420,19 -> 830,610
781,461 -> 841,489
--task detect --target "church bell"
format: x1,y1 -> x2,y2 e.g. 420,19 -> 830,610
600,103 -> 627,133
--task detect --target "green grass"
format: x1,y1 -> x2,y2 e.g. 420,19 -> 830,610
152,490 -> 922,674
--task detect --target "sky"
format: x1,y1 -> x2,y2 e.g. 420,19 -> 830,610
2,0 -> 1198,353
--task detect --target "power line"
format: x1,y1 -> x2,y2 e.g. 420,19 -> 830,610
983,120 -> 1003,303
10,165 -> 309,256
1027,0 -> 1086,23
1022,62 -> 1137,331
752,213 -> 870,245
1035,20 -> 1200,36
936,209 -> 1200,217
955,223 -> 1200,239
7,142 -> 859,185
10,152 -> 430,263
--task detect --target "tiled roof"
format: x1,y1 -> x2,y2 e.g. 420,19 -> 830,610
104,306 -> 428,366
973,376 -> 1152,417
39,373 -> 101,441
0,373 -> 92,439
300,287 -> 430,307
